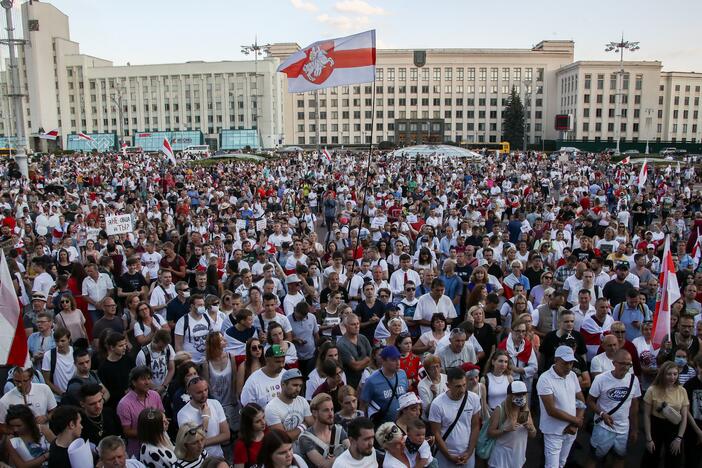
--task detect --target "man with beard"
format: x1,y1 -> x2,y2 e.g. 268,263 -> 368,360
300,392 -> 350,468
264,368 -> 314,441
176,376 -> 230,458
332,417 -> 377,468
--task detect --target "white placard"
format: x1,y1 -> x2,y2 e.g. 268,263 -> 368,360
67,438 -> 94,468
235,219 -> 247,231
256,218 -> 267,232
407,214 -> 418,223
105,214 -> 133,236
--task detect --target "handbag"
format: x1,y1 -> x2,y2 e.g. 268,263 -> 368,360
659,401 -> 682,425
476,404 -> 503,460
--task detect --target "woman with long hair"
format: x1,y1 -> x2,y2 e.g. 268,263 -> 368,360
56,249 -> 72,276
643,361 -> 689,468
236,338 -> 265,400
467,267 -> 494,293
465,284 -> 488,311
233,403 -> 266,468
479,350 -> 513,416
304,341 -> 346,400
168,361 -> 200,420
55,292 -> 88,343
396,333 -> 421,393
413,247 -> 437,275
266,322 -> 298,368
138,408 -> 176,468
497,317 -> 538,394
413,313 -> 447,355
5,404 -> 53,467
486,380 -> 537,468
133,301 -> 167,346
203,331 -> 237,431
334,386 -> 363,433
67,261 -> 90,336
82,238 -> 100,264
174,422 -> 208,467
256,429 -> 307,468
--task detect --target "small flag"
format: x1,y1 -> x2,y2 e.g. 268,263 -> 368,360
620,156 -> 630,165
0,250 -> 30,367
651,236 -> 681,349
693,228 -> 702,269
277,30 -> 376,93
637,160 -> 648,188
162,138 -> 176,165
77,132 -> 94,142
39,129 -> 58,140
121,142 -> 127,157
322,147 -> 332,164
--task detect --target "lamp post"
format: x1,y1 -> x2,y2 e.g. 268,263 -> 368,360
522,80 -> 531,153
605,37 -> 639,154
110,82 -> 126,149
241,37 -> 271,149
644,107 -> 653,154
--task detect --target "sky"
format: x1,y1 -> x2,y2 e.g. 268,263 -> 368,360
27,0 -> 702,72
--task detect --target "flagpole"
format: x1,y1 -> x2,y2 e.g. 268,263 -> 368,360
315,90 -> 321,156
352,81 -> 376,263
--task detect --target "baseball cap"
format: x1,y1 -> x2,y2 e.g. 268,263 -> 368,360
554,345 -> 577,362
31,291 -> 47,302
646,243 -> 655,250
379,345 -> 401,360
285,274 -> 301,285
281,368 -> 303,383
265,344 -> 286,358
508,381 -> 528,394
398,392 -> 422,411
461,362 -> 481,377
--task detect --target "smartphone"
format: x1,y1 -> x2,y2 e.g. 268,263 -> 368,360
517,409 -> 529,425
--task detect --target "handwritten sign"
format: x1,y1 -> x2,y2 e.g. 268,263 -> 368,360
256,218 -> 267,232
105,214 -> 133,236
235,219 -> 247,231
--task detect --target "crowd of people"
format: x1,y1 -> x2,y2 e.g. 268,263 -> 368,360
0,147 -> 700,468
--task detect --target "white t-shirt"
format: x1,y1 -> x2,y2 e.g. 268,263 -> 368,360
174,314 -> 212,364
428,391 -> 481,456
413,294 -> 457,334
41,348 -> 75,392
536,367 -> 582,435
0,383 -> 57,421
240,368 -> 282,408
264,396 -> 312,430
177,399 -> 227,458
283,292 -> 306,316
135,344 -> 175,388
133,314 -> 166,338
254,313 -> 293,336
331,448 -> 378,468
589,371 -> 641,433
149,283 -> 177,314
140,251 -> 162,280
32,272 -> 54,297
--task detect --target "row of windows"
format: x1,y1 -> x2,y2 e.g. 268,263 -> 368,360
68,113 -> 251,129
296,108 -> 544,121
583,94 -> 642,104
374,67 -> 545,82
581,122 -> 699,135
299,96 -> 543,109
582,74 -> 644,91
297,121 -> 543,133
297,134 -> 537,145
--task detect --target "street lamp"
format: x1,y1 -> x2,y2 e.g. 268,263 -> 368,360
241,37 -> 271,148
110,82 -> 126,148
605,37 -> 639,154
522,80 -> 531,153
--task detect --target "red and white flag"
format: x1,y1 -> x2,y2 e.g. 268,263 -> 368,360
620,156 -> 630,165
0,250 -> 30,368
77,132 -> 94,142
162,138 -> 176,165
637,160 -> 648,188
693,228 -> 702,268
39,129 -> 58,140
121,142 -> 127,157
651,235 -> 681,349
277,30 -> 376,93
322,147 -> 332,164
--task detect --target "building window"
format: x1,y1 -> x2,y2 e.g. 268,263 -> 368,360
457,68 -> 464,80
584,74 -> 591,89
399,68 -> 406,81
479,68 -> 487,81
445,67 -> 452,80
503,68 -> 510,81
468,68 -> 475,81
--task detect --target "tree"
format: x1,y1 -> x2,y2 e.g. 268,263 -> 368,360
502,87 -> 524,150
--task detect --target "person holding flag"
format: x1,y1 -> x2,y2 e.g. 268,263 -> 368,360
162,137 -> 176,165
651,236 -> 681,352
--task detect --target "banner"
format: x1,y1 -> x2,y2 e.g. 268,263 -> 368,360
105,214 -> 133,236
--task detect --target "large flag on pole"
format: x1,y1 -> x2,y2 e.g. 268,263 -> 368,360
77,132 -> 94,142
0,250 -> 29,368
39,129 -> 58,140
637,160 -> 648,188
322,147 -> 332,164
651,235 -> 681,349
277,30 -> 376,93
693,228 -> 702,269
162,138 -> 176,165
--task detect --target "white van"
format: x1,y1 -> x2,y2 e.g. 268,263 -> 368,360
183,145 -> 210,157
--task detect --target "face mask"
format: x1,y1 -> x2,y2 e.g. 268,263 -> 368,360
675,357 -> 687,367
182,291 -> 190,298
512,396 -> 527,407
210,306 -> 219,314
196,306 -> 206,316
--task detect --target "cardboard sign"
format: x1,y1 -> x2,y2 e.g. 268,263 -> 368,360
256,218 -> 267,232
236,219 -> 247,231
105,214 -> 133,235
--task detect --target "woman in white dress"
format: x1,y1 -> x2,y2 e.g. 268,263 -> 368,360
487,381 -> 537,468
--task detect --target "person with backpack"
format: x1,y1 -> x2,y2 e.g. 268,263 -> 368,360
299,393 -> 349,468
135,328 -> 175,394
174,293 -> 212,364
40,327 -> 75,401
62,348 -> 109,406
612,289 -> 650,342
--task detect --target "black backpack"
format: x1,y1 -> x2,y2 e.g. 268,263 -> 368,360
141,344 -> 172,367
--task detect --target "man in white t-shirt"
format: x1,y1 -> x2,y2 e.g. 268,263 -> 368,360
537,346 -> 586,468
174,294 -> 212,364
140,242 -> 162,282
429,367 -> 481,467
176,377 -> 230,458
41,328 -> 76,398
240,344 -> 286,408
0,367 -> 57,424
149,270 -> 176,316
587,349 -> 641,462
135,329 -> 175,392
332,417 -> 378,468
264,369 -> 314,441
590,335 -> 632,379
413,279 -> 457,334
282,275 -> 306,317
31,260 -> 54,297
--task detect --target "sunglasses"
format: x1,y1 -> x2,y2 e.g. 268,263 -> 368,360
383,424 -> 400,442
250,345 -> 262,351
61,300 -> 71,304
405,288 -> 415,292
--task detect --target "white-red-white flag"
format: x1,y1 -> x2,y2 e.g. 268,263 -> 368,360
77,132 -> 94,142
637,160 -> 648,188
39,129 -> 58,140
322,147 -> 332,164
652,235 -> 681,349
0,250 -> 30,367
162,138 -> 176,165
120,142 -> 127,157
620,156 -> 630,165
693,228 -> 702,269
277,30 -> 376,93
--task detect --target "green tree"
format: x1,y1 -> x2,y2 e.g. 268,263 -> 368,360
501,87 -> 524,150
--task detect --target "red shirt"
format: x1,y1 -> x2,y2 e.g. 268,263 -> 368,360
233,435 -> 265,467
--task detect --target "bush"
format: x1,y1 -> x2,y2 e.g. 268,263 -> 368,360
378,140 -> 395,150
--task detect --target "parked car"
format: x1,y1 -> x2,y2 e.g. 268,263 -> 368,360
622,149 -> 640,155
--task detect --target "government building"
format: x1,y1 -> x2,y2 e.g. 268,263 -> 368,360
1,1 -> 701,151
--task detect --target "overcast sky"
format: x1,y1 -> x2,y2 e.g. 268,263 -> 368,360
29,0 -> 702,72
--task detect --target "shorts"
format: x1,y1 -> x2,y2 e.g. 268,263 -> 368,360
590,424 -> 628,458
